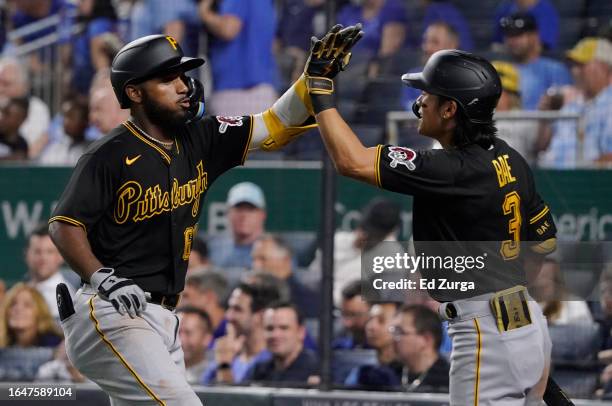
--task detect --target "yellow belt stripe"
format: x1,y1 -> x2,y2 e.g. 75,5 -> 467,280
529,206 -> 549,224
241,115 -> 254,164
375,145 -> 383,188
48,216 -> 87,233
88,297 -> 166,406
474,318 -> 482,406
123,121 -> 171,164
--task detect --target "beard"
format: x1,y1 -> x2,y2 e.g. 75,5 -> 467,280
141,90 -> 187,131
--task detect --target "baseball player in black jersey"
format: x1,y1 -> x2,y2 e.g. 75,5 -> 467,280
48,29 -> 361,405
305,28 -> 558,405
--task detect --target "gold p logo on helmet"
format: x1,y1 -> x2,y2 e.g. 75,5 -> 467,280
165,36 -> 178,50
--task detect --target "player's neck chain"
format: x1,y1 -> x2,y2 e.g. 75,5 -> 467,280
128,120 -> 174,149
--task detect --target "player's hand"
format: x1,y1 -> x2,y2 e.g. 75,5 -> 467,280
184,76 -> 205,123
304,23 -> 364,80
90,268 -> 147,318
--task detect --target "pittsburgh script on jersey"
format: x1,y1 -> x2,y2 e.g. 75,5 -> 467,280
113,161 -> 208,224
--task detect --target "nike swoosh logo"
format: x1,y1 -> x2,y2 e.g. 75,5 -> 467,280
125,155 -> 141,166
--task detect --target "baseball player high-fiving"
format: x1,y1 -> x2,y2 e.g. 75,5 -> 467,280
49,28 -> 361,405
308,37 -> 558,405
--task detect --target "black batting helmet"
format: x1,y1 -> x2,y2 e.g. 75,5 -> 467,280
402,50 -> 502,124
111,35 -> 205,108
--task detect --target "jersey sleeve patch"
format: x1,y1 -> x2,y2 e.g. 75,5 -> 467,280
387,146 -> 417,170
216,116 -> 244,134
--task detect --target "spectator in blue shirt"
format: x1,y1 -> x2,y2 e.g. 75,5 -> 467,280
201,282 -> 280,384
67,0 -> 117,95
208,182 -> 267,270
127,0 -> 199,56
401,21 -> 460,111
493,0 -> 560,50
10,0 -> 73,46
500,12 -> 572,110
200,0 -> 278,115
245,301 -> 319,385
538,37 -> 612,167
333,279 -> 371,350
421,0 -> 473,51
338,0 -> 407,77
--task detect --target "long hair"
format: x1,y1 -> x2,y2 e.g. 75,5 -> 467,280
440,96 -> 498,149
0,283 -> 62,348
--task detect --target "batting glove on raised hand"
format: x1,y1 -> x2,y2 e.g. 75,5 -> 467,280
303,23 -> 364,113
90,268 -> 147,318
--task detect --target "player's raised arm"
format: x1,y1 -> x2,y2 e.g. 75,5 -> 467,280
298,24 -> 380,186
247,24 -> 366,155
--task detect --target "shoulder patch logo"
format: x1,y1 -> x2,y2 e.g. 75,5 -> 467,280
388,146 -> 417,170
216,116 -> 243,134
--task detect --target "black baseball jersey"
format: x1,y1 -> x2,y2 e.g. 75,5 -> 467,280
375,138 -> 556,301
50,115 -> 253,295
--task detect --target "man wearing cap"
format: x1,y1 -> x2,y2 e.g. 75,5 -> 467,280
539,37 -> 612,167
48,26 -> 362,405
493,0 -> 560,50
208,182 -> 267,270
492,60 -> 540,164
499,12 -> 572,110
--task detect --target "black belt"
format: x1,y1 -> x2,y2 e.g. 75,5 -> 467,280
148,293 -> 180,310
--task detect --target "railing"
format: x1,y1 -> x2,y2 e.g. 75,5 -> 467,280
4,10 -> 77,115
386,110 -> 583,165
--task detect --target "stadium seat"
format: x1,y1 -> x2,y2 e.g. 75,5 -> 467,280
351,124 -> 384,147
557,18 -> 585,49
549,322 -> 601,361
353,78 -> 403,127
332,349 -> 378,384
551,0 -> 586,17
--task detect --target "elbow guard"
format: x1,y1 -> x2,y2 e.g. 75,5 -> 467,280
259,108 -> 317,151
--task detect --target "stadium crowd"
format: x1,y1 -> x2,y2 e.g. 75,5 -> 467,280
0,0 -> 612,400
0,0 -> 611,166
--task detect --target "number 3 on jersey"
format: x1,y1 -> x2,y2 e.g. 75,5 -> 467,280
501,191 -> 521,260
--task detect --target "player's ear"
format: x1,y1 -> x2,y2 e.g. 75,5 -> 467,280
441,99 -> 458,120
125,84 -> 143,105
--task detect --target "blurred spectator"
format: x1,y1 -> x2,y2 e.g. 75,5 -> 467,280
401,21 -> 460,110
493,0 -> 560,50
88,68 -> 129,135
209,182 -> 267,270
0,57 -> 51,158
35,340 -> 87,382
309,198 -> 403,304
245,301 -> 318,385
182,271 -> 229,345
275,0 -> 324,88
0,283 -> 62,348
66,0 -> 117,95
200,0 -> 278,115
251,234 -> 320,318
0,96 -> 29,160
499,12 -> 572,110
187,235 -> 211,274
333,279 -> 371,350
24,223 -> 74,322
9,0 -> 73,48
391,304 -> 449,392
337,0 -> 407,77
492,60 -> 539,164
344,302 -> 401,389
421,0 -> 473,51
538,37 -> 612,167
202,282 -> 280,384
38,97 -> 91,166
530,258 -> 593,324
177,306 -> 213,385
127,0 -> 198,55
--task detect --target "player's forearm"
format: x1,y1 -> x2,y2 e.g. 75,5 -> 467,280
250,75 -> 316,151
48,221 -> 103,282
316,108 -> 378,184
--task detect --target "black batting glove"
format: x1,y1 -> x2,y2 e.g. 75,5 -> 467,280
90,268 -> 147,318
304,23 -> 364,114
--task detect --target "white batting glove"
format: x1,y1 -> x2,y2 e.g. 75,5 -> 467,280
90,268 -> 147,318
